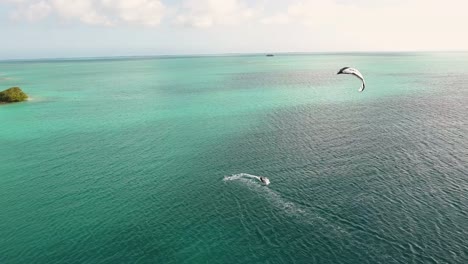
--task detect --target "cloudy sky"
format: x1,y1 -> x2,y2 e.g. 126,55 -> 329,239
1,0 -> 467,59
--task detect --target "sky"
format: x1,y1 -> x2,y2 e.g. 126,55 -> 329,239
0,0 -> 467,59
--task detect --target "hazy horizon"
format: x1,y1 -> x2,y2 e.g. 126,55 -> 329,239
1,50 -> 468,62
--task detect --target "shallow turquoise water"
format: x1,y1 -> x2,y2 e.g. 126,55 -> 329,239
1,53 -> 467,263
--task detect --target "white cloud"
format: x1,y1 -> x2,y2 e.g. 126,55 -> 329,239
3,0 -> 166,26
102,0 -> 165,26
10,0 -> 52,21
261,1 -> 358,26
260,14 -> 289,25
51,0 -> 112,26
175,0 -> 255,28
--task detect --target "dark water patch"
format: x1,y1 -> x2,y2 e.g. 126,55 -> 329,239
213,90 -> 468,263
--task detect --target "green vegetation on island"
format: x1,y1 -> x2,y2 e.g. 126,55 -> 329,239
0,87 -> 28,103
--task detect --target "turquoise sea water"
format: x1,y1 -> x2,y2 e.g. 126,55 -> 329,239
1,53 -> 467,263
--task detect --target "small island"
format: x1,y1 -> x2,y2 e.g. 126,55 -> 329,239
0,87 -> 28,104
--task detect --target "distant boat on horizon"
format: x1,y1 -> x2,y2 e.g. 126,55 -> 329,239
266,54 -> 274,57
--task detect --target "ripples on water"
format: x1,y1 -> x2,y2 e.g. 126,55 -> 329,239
0,54 -> 467,263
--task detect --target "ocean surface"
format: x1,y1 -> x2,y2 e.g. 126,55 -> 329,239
1,53 -> 467,263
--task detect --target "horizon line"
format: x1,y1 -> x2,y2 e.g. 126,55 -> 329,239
1,50 -> 467,63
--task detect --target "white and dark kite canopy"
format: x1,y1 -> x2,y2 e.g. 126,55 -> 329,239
337,67 -> 366,92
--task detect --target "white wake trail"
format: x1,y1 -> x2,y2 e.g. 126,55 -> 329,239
224,173 -> 303,215
223,173 -> 351,237
223,173 -> 261,182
